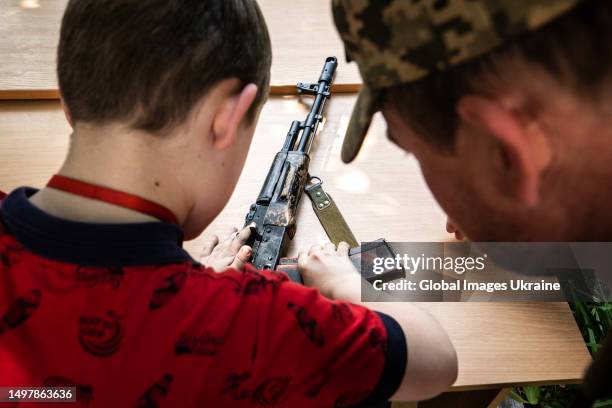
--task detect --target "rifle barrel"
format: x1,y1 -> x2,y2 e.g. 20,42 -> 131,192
296,57 -> 337,153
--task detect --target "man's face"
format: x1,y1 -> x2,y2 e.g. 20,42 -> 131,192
381,104 -> 531,241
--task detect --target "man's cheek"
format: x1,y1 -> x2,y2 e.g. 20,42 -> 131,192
423,169 -> 457,209
420,163 -> 469,226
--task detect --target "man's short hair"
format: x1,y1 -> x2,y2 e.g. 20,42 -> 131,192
58,0 -> 272,133
385,0 -> 612,151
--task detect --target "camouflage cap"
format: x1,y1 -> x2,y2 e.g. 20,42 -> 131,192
332,0 -> 581,163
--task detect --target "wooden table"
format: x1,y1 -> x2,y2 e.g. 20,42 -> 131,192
0,97 -> 592,405
0,0 -> 361,99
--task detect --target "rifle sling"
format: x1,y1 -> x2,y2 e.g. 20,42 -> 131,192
304,177 -> 359,248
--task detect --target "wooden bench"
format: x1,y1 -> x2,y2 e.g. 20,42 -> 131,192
0,0 -> 360,99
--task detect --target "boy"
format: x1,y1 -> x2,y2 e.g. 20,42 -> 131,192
0,0 -> 456,406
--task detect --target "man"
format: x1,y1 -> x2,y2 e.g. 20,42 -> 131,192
0,0 -> 457,406
324,0 -> 611,404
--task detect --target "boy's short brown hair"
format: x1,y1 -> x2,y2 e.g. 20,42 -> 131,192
58,0 -> 271,133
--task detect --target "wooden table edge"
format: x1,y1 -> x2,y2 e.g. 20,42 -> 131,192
0,89 -> 61,100
448,376 -> 587,392
0,84 -> 362,101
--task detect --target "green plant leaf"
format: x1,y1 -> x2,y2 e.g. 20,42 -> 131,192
524,386 -> 541,404
596,306 -> 612,332
541,301 -> 612,406
593,399 -> 612,408
510,389 -> 529,404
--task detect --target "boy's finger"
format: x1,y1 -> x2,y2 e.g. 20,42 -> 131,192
223,227 -> 239,242
337,241 -> 350,256
323,242 -> 336,253
297,251 -> 307,269
237,225 -> 252,242
231,225 -> 252,250
230,245 -> 252,270
200,235 -> 219,258
308,245 -> 323,256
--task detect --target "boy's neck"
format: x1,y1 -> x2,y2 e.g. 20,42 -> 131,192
30,123 -> 194,226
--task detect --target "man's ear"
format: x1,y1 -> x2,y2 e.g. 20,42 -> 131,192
457,95 -> 551,207
60,98 -> 74,128
211,83 -> 258,150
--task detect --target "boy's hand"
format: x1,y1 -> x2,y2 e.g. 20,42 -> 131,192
200,226 -> 252,271
298,242 -> 360,301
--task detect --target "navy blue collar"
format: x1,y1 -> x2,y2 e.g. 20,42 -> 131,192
0,187 -> 193,267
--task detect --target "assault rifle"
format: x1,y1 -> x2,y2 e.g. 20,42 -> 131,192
244,57 -> 405,284
244,57 -> 337,274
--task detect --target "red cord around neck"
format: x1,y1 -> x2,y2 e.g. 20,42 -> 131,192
47,175 -> 179,225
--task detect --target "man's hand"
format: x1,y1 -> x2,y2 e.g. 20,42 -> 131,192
298,242 -> 360,301
200,226 -> 252,271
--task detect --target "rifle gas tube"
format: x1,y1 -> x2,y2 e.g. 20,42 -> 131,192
244,57 -> 338,270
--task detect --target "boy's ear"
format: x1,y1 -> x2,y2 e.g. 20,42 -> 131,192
211,83 -> 259,150
60,98 -> 74,128
457,94 -> 551,207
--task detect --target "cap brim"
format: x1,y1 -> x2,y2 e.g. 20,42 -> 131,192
341,85 -> 381,163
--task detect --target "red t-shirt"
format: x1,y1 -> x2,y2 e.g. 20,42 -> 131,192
0,188 -> 406,407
